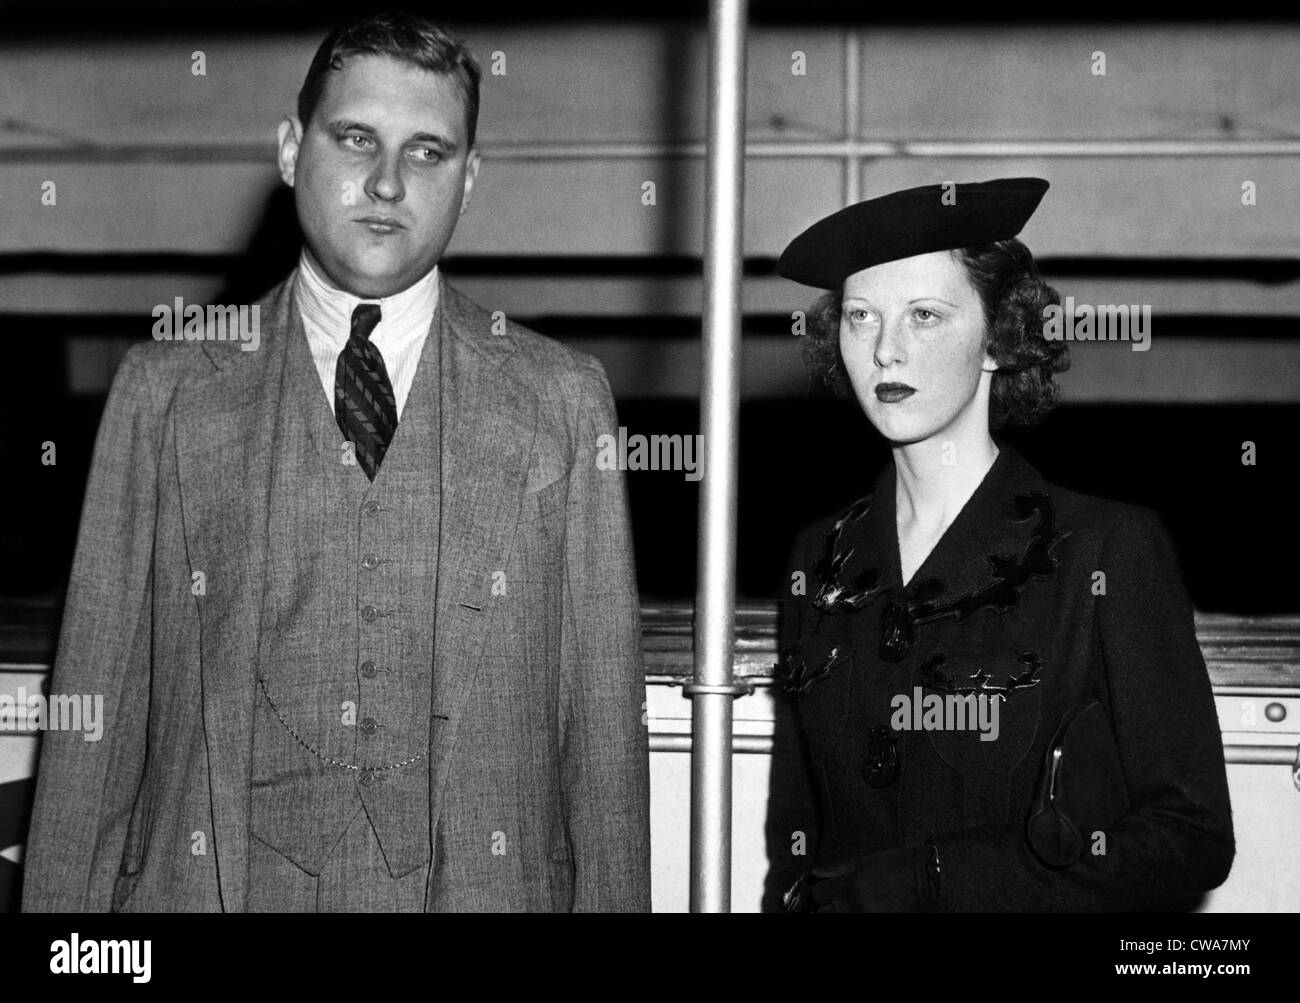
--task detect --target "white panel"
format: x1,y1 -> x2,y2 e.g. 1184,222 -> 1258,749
1200,764 -> 1300,912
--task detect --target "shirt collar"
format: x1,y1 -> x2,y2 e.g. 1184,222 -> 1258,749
294,248 -> 439,346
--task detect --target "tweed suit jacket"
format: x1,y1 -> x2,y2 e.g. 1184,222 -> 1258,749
22,273 -> 651,912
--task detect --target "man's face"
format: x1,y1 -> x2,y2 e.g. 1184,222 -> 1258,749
277,54 -> 480,298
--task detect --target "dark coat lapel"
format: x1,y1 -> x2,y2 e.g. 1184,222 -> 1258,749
855,443 -> 1066,612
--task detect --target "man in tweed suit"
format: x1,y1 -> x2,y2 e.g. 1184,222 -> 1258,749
23,12 -> 650,912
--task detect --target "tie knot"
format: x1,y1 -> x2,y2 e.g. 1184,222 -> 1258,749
351,303 -> 382,341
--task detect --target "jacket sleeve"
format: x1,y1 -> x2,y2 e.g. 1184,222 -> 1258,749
557,360 -> 651,912
22,345 -> 161,912
932,506 -> 1235,911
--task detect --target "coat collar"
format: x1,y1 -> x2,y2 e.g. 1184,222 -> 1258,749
815,442 -> 1069,620
175,270 -> 537,909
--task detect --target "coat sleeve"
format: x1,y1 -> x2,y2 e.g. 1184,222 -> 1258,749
931,506 -> 1235,911
763,523 -> 825,911
557,360 -> 651,912
22,345 -> 161,912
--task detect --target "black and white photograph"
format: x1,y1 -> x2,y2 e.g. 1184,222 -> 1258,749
0,0 -> 1296,982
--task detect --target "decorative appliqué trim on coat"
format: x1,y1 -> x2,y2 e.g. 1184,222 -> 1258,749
880,492 -> 1068,662
912,492 -> 1067,624
779,644 -> 849,694
918,650 -> 1044,701
812,495 -> 883,613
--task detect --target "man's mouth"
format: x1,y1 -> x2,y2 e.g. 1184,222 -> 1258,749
874,382 -> 916,403
356,215 -> 406,233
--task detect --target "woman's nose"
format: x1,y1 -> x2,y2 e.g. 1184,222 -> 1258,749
873,315 -> 907,368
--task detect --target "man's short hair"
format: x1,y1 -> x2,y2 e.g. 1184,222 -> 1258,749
297,11 -> 481,148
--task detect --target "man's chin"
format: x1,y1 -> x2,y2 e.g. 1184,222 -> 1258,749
333,258 -> 431,299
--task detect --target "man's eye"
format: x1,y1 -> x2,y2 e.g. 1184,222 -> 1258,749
342,134 -> 374,150
410,147 -> 444,163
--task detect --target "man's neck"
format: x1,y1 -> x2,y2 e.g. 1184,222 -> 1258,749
298,248 -> 439,303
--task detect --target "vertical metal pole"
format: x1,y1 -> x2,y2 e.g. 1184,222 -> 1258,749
689,0 -> 748,913
843,30 -> 862,206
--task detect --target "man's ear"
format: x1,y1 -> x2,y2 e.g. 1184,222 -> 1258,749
277,115 -> 305,187
459,148 -> 482,216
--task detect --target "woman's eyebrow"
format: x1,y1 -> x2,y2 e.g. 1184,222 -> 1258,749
909,297 -> 958,307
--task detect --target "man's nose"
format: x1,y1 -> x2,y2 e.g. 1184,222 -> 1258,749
364,151 -> 405,203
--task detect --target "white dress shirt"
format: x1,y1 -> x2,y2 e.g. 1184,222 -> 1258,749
294,249 -> 439,422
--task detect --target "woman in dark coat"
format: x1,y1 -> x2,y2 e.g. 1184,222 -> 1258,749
771,178 -> 1234,912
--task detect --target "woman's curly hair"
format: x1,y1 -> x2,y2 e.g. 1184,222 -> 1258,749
800,238 -> 1070,429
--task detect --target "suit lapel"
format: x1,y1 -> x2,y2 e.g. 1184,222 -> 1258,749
172,277 -> 291,911
427,279 -> 539,828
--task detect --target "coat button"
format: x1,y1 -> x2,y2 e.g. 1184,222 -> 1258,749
360,717 -> 378,736
361,604 -> 378,622
359,771 -> 376,787
363,501 -> 380,516
361,554 -> 379,570
862,725 -> 899,788
878,602 -> 914,662
360,660 -> 377,679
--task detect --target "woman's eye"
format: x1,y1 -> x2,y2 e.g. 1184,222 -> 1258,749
847,309 -> 874,324
913,308 -> 939,323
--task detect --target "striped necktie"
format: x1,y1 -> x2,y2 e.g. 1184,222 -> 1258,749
334,303 -> 398,481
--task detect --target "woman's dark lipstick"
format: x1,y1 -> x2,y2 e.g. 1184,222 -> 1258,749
875,382 -> 916,403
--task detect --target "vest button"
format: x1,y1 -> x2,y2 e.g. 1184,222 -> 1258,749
361,553 -> 379,570
360,660 -> 377,678
360,717 -> 378,736
363,501 -> 380,516
361,604 -> 378,622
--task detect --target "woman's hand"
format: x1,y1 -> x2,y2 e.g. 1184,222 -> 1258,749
807,842 -> 940,912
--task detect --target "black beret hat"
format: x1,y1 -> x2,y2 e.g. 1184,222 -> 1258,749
777,177 -> 1049,289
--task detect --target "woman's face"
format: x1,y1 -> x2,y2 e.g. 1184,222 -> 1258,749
838,250 -> 997,446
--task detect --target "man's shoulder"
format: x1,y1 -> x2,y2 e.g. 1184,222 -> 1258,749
121,275 -> 294,381
115,334 -> 220,406
441,279 -> 610,390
